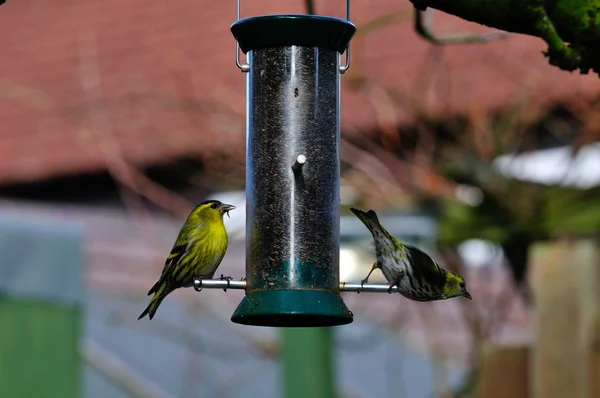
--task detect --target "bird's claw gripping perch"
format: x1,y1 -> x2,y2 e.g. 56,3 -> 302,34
220,274 -> 233,292
387,283 -> 395,294
359,261 -> 381,293
358,278 -> 369,294
194,278 -> 203,292
387,270 -> 405,294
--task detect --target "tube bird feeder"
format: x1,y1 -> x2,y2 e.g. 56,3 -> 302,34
228,9 -> 356,327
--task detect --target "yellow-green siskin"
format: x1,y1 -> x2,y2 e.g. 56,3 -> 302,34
350,207 -> 472,301
138,200 -> 235,320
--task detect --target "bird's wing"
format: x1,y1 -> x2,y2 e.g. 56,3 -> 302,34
147,242 -> 188,295
405,244 -> 446,285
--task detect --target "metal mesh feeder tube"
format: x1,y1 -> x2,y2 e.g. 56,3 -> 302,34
230,15 -> 356,327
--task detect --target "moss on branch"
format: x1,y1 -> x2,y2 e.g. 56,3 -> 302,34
410,0 -> 600,75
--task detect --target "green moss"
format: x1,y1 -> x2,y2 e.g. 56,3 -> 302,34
421,0 -> 600,74
553,0 -> 600,41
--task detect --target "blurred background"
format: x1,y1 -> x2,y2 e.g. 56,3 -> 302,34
1,1 -> 600,397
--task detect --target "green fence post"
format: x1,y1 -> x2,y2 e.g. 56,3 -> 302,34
282,328 -> 336,398
0,213 -> 84,398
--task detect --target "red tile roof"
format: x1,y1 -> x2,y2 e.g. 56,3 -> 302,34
1,0 -> 599,184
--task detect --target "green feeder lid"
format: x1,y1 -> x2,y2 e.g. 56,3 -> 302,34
231,15 -> 356,54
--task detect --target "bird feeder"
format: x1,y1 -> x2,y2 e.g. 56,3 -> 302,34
222,0 -> 357,327
193,2 -> 405,326
229,8 -> 356,327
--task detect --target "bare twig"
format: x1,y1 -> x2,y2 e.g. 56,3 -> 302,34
340,137 -> 406,204
355,10 -> 413,36
109,310 -> 268,359
0,79 -> 55,110
150,38 -> 246,118
77,28 -> 194,219
354,132 -> 459,199
82,339 -> 176,398
414,8 -> 511,45
304,0 -> 315,15
103,157 -> 193,219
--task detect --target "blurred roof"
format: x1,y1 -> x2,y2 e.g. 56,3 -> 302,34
1,0 -> 599,185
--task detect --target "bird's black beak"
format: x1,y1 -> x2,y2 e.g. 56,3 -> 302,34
463,291 -> 472,300
220,203 -> 236,218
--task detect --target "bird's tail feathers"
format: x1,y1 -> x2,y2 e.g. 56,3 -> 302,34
138,284 -> 169,320
147,266 -> 173,295
147,278 -> 161,296
350,207 -> 384,233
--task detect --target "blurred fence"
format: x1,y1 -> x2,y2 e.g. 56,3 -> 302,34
0,212 -> 84,397
6,201 -> 597,398
477,239 -> 600,398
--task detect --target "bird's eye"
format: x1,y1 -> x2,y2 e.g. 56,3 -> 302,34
210,202 -> 219,209
459,282 -> 466,288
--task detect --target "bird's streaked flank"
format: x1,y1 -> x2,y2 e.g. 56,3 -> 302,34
350,207 -> 472,302
138,200 -> 235,320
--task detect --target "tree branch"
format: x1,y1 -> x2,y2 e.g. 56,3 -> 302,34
304,0 -> 314,15
414,8 -> 511,45
409,0 -> 600,74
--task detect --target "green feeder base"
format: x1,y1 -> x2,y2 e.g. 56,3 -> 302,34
231,290 -> 353,327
